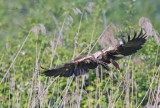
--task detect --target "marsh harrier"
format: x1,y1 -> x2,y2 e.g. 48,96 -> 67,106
43,28 -> 147,77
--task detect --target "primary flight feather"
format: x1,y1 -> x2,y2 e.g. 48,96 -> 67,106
43,28 -> 147,77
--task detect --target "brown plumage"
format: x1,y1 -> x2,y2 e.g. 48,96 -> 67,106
43,28 -> 147,77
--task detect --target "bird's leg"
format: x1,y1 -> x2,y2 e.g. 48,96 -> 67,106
109,58 -> 120,70
98,61 -> 110,71
110,58 -> 124,80
94,54 -> 111,71
118,70 -> 124,81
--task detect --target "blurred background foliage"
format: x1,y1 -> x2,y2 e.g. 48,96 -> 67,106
0,0 -> 160,107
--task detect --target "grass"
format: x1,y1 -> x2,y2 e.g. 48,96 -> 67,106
0,0 -> 160,107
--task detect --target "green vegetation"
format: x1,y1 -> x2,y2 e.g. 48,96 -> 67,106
0,0 -> 160,107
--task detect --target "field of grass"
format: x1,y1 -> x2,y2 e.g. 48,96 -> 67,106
0,0 -> 160,107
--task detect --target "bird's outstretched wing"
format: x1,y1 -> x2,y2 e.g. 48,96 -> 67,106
105,28 -> 147,57
101,28 -> 147,70
116,28 -> 147,56
43,56 -> 98,77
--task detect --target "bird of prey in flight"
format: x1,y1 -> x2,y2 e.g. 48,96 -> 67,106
43,28 -> 147,77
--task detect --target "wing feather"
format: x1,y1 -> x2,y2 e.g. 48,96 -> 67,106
43,56 -> 97,77
100,28 -> 147,70
115,28 -> 147,56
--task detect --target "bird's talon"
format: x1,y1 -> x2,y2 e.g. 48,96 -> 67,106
120,74 -> 124,81
110,77 -> 113,83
